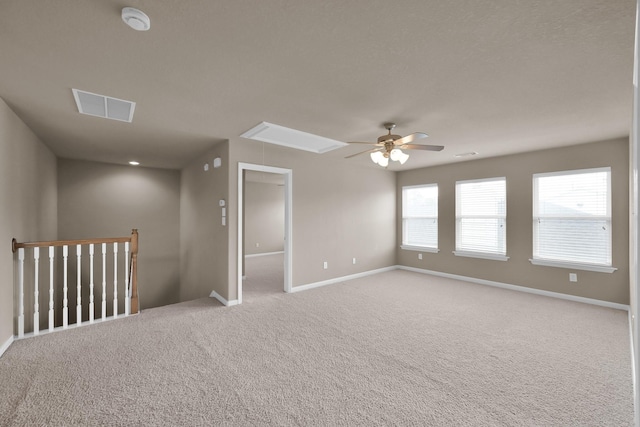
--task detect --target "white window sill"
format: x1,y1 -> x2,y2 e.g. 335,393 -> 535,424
529,259 -> 617,273
453,251 -> 509,261
401,245 -> 439,253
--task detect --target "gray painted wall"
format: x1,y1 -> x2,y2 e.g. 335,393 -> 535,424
57,159 -> 181,310
177,137 -> 397,303
227,137 -> 397,301
0,98 -> 57,344
245,180 -> 285,256
397,138 -> 629,304
179,142 -> 230,302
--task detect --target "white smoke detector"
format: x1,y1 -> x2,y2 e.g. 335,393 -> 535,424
122,7 -> 150,31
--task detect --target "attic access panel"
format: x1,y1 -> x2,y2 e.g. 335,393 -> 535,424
240,122 -> 347,154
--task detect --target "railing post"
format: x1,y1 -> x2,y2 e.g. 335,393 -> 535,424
17,248 -> 24,338
124,242 -> 130,316
33,247 -> 40,335
89,244 -> 94,323
130,229 -> 139,314
63,245 -> 68,328
48,246 -> 54,332
113,243 -> 118,318
101,243 -> 107,320
76,244 -> 82,325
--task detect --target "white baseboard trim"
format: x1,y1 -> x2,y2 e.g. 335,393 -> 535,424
0,335 -> 14,358
398,265 -> 630,311
210,290 -> 239,306
291,266 -> 397,293
245,251 -> 284,259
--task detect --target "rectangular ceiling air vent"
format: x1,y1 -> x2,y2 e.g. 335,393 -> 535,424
240,122 -> 347,154
72,89 -> 136,123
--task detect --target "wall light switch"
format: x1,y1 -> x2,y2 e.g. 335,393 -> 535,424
418,253 -> 423,260
323,261 -> 328,269
569,273 -> 577,282
352,258 -> 356,265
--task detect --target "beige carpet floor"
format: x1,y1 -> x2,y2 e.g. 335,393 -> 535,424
243,253 -> 287,302
0,255 -> 633,426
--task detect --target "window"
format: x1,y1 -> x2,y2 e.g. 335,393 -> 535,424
402,184 -> 438,252
455,177 -> 507,260
532,167 -> 615,272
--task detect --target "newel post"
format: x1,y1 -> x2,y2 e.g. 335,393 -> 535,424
130,229 -> 139,314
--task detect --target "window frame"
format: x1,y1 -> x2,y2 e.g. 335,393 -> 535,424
454,176 -> 509,261
530,167 -> 616,273
401,183 -> 439,253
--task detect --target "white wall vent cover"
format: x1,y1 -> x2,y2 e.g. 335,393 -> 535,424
72,89 -> 136,123
240,122 -> 347,154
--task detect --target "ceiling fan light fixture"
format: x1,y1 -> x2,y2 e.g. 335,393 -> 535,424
347,122 -> 439,168
398,151 -> 410,164
370,151 -> 383,164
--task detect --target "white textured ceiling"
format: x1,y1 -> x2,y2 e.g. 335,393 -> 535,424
0,1 -> 635,170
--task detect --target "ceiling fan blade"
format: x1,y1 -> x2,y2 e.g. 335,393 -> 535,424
400,144 -> 444,151
345,147 -> 382,159
394,132 -> 428,145
347,141 -> 382,145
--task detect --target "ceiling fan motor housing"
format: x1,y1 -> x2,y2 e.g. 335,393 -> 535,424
378,134 -> 402,144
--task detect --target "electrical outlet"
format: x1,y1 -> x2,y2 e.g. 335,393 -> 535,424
323,261 -> 328,269
418,253 -> 423,260
569,273 -> 577,282
352,258 -> 356,265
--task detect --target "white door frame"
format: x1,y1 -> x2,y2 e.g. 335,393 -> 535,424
237,162 -> 293,304
631,1 -> 639,424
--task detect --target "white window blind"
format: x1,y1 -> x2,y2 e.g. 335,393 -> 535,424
402,184 -> 438,249
533,168 -> 611,267
455,177 -> 506,256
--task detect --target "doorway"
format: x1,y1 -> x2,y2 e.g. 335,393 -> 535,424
237,163 -> 292,304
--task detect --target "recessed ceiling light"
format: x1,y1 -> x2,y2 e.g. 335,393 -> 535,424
122,7 -> 151,31
129,161 -> 140,166
454,151 -> 478,158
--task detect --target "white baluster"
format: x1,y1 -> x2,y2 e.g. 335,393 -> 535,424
33,247 -> 40,335
63,245 -> 68,328
113,243 -> 118,318
17,248 -> 24,338
76,245 -> 82,325
102,243 -> 106,321
89,244 -> 94,323
124,242 -> 130,316
48,246 -> 54,332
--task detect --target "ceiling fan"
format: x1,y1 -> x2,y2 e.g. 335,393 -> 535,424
346,123 -> 444,167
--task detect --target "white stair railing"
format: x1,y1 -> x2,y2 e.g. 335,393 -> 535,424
11,230 -> 139,339
33,247 -> 39,335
